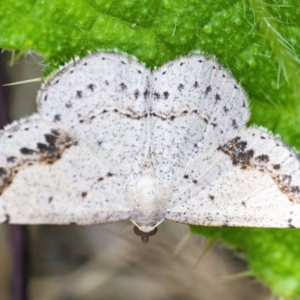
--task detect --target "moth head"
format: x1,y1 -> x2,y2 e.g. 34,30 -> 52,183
133,225 -> 158,245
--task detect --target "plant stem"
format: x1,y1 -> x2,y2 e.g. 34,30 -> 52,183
0,68 -> 28,300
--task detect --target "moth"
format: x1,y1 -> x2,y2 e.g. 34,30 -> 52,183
1,52 -> 300,244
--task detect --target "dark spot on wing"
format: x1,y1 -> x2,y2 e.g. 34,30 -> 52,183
232,119 -> 238,129
53,114 -> 61,122
0,168 -> 7,176
88,84 -> 95,91
178,84 -> 184,91
154,92 -> 160,99
107,172 -> 114,177
120,83 -> 127,90
288,218 -> 295,228
223,106 -> 229,113
273,164 -> 281,170
20,148 -> 35,155
193,81 -> 199,88
76,91 -> 82,98
45,134 -> 57,146
134,89 -> 139,99
205,85 -> 212,95
37,143 -> 49,152
81,192 -> 87,198
215,94 -> 221,101
65,101 -> 72,108
209,195 -> 215,201
255,155 -> 269,163
6,156 -> 17,163
219,137 -> 254,166
290,186 -> 300,193
183,174 -> 189,179
163,91 -> 169,99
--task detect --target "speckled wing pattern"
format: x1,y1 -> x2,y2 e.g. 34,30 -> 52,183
1,52 -> 300,230
0,53 -> 150,224
157,55 -> 300,228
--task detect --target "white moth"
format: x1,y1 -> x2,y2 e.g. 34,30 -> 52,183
1,52 -> 300,244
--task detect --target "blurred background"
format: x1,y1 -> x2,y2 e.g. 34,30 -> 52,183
0,51 -> 272,300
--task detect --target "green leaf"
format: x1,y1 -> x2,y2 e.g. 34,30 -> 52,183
191,226 -> 300,297
1,0 -> 300,297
